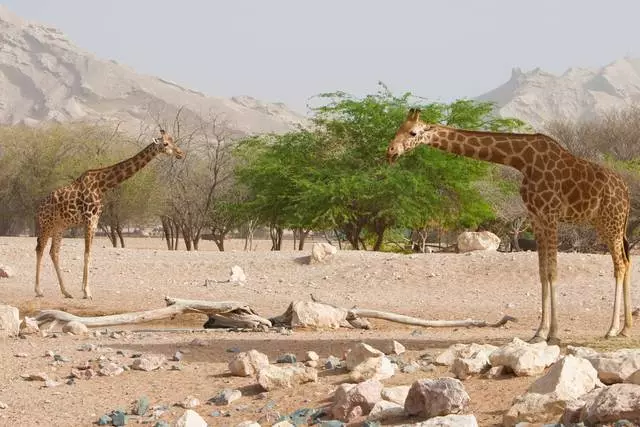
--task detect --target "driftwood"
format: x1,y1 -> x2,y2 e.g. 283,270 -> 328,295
35,297 -> 272,329
35,295 -> 516,331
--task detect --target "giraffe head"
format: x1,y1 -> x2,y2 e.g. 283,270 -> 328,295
153,129 -> 185,159
387,108 -> 438,163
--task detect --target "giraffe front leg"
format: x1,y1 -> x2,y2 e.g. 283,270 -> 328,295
50,233 -> 73,298
604,237 -> 628,338
82,222 -> 96,300
530,228 -> 550,343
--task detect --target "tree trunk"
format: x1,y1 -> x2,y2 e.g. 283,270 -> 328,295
372,219 -> 387,251
297,228 -> 310,250
270,225 -> 283,251
116,223 -> 125,248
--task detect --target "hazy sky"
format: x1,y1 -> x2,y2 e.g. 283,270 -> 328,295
4,0 -> 640,114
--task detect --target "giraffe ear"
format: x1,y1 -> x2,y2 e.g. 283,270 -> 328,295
159,129 -> 166,135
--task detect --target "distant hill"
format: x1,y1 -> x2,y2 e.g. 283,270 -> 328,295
477,58 -> 640,130
0,5 -> 306,136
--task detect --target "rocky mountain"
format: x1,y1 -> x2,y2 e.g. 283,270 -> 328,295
477,58 -> 640,130
0,5 -> 306,136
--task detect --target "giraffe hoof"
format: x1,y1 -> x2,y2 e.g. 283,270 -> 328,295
35,293 -> 44,298
620,327 -> 632,338
547,337 -> 561,346
63,293 -> 73,299
529,335 -> 547,344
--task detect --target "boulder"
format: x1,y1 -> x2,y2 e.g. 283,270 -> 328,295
381,385 -> 410,405
311,242 -> 337,263
378,340 -> 406,355
131,353 -> 166,371
413,414 -> 479,426
0,304 -> 20,337
331,379 -> 383,422
435,343 -> 498,366
451,355 -> 491,380
257,365 -> 317,391
175,409 -> 207,427
229,265 -> 246,282
503,392 -> 567,427
575,347 -> 640,384
286,300 -> 350,329
561,388 -> 604,425
457,231 -> 500,252
345,342 -> 395,382
404,378 -> 470,418
581,383 -> 640,424
528,354 -> 598,399
228,350 -> 270,377
489,337 -> 560,376
367,400 -> 405,421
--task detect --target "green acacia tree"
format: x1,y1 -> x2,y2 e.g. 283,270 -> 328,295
233,83 -> 526,251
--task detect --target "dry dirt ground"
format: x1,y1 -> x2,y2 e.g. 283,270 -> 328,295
1,235 -> 640,427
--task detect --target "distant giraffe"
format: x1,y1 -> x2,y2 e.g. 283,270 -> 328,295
387,108 -> 632,343
35,129 -> 184,299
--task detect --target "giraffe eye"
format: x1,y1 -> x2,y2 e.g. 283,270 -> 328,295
409,131 -> 417,137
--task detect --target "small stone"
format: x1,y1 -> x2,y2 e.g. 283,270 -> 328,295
153,422 -> 170,427
325,356 -> 342,369
173,351 -> 183,362
306,360 -> 319,368
99,362 -> 124,377
14,352 -> 28,358
20,317 -> 40,335
277,353 -> 297,364
44,379 -> 61,388
133,396 -> 150,416
44,350 -> 55,357
131,354 -> 166,371
179,396 -> 200,409
306,351 -> 320,361
229,265 -> 246,282
71,368 -> 97,380
110,410 -> 127,426
211,389 -> 242,405
53,354 -> 70,362
22,372 -> 49,381
97,415 -> 112,425
0,402 -> 7,409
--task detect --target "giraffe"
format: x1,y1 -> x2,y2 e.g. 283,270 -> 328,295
386,108 -> 632,343
34,129 -> 184,300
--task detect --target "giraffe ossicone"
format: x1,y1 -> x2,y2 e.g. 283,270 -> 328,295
387,108 -> 632,342
34,129 -> 184,300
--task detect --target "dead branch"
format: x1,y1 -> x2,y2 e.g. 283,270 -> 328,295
36,297 -> 272,329
347,309 -> 517,328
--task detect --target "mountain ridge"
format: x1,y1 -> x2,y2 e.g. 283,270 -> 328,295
0,5 -> 306,136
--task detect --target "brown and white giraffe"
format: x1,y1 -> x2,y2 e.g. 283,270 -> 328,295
387,108 -> 632,343
34,129 -> 184,300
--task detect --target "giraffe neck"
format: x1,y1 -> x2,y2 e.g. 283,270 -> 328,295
91,142 -> 162,191
428,127 -> 555,172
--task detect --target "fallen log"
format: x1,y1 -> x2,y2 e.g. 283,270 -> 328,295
36,297 -> 272,329
35,295 -> 517,331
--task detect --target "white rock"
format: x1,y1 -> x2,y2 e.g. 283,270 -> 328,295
579,347 -> 640,384
451,355 -> 491,380
349,354 -> 395,382
345,342 -> 385,369
311,242 -> 337,263
367,400 -> 405,421
175,409 -> 207,427
19,316 -> 39,335
228,349 -> 270,377
404,378 -> 470,418
257,365 -> 317,391
305,351 -> 319,361
435,343 -> 498,366
0,304 -> 20,337
131,353 -> 166,371
331,379 -> 383,422
229,265 -> 246,282
381,385 -> 410,405
413,414 -> 479,426
503,392 -> 567,427
528,354 -> 598,400
287,300 -> 350,328
489,337 -> 560,376
379,340 -> 406,355
581,383 -> 640,425
457,231 -> 500,252
235,422 -> 260,427
62,321 -> 88,336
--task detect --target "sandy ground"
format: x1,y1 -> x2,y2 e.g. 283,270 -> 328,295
1,235 -> 640,427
